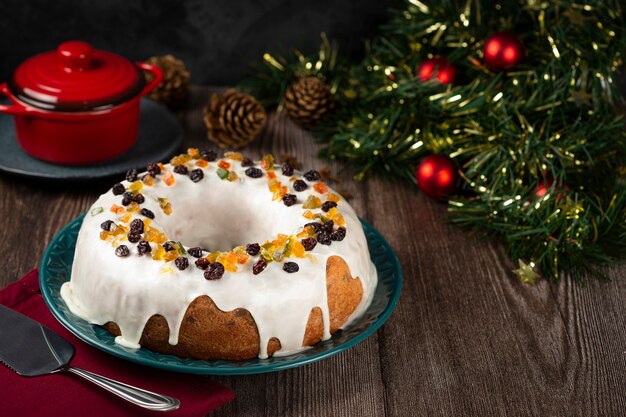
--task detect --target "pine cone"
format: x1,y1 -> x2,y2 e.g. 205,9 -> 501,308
284,77 -> 334,127
144,54 -> 190,109
203,89 -> 267,149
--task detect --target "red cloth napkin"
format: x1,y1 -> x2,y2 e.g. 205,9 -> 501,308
0,269 -> 235,417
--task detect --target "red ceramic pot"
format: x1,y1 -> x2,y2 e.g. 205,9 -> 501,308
0,41 -> 163,165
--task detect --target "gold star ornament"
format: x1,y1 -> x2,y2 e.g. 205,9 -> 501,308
513,259 -> 540,285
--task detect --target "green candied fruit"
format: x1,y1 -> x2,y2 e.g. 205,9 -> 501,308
216,168 -> 229,179
90,207 -> 104,216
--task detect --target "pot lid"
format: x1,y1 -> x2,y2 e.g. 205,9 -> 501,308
9,41 -> 145,112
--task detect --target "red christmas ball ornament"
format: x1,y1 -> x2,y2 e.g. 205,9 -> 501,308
416,155 -> 459,199
483,32 -> 525,71
417,56 -> 457,84
534,177 -> 571,200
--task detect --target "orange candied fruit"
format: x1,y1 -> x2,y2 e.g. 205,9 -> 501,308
302,195 -> 322,209
313,182 -> 329,194
126,202 -> 140,213
110,204 -> 124,214
224,151 -> 243,161
145,228 -> 167,244
157,162 -> 166,171
227,171 -> 239,182
267,171 -> 277,180
291,240 -> 305,258
327,207 -> 346,226
327,193 -> 341,203
218,160 -> 231,170
187,148 -> 201,159
162,171 -> 175,186
120,213 -> 132,223
260,154 -> 275,171
100,230 -> 111,240
142,174 -> 154,186
195,159 -> 208,168
303,210 -> 315,220
170,153 -> 191,166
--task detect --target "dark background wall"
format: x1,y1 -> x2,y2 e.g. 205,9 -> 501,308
0,0 -> 398,85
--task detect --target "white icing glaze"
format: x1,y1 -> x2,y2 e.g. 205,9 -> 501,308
62,156 -> 377,358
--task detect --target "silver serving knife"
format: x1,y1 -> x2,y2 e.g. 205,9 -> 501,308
0,304 -> 179,412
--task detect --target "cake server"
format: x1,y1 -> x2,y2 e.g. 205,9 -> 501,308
0,304 -> 179,412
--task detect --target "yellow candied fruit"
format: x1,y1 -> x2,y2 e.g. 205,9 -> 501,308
327,193 -> 341,203
206,252 -> 219,263
195,159 -> 208,168
327,207 -> 346,226
302,195 -> 322,209
217,253 -> 238,272
225,252 -> 238,265
289,177 -> 298,182
313,182 -> 329,194
100,230 -> 111,240
218,160 -> 231,170
110,204 -> 124,214
280,185 -> 288,198
170,153 -> 191,166
273,234 -> 289,247
291,240 -> 305,258
126,202 -> 140,213
164,251 -> 178,262
113,225 -> 128,236
142,174 -> 155,186
227,171 -> 239,182
163,171 -> 175,186
120,213 -> 132,223
128,181 -> 143,193
158,198 -> 172,215
145,228 -> 167,244
237,253 -> 249,264
224,151 -> 243,161
152,246 -> 166,260
303,210 -> 315,219
187,148 -> 200,159
260,154 -> 275,171
296,226 -> 315,238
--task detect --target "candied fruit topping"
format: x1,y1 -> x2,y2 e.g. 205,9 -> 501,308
245,167 -> 263,178
140,208 -> 155,219
291,240 -> 306,258
195,159 -> 209,168
158,198 -> 172,215
252,258 -> 268,275
171,154 -> 191,166
205,262 -> 225,280
303,210 -> 315,219
327,207 -> 346,226
100,230 -> 111,240
313,182 -> 329,194
224,151 -> 243,161
190,168 -> 204,182
283,262 -> 299,273
162,171 -> 175,186
304,170 -> 321,181
120,213 -> 132,223
90,207 -> 104,216
126,202 -> 140,213
128,181 -> 143,193
115,245 -> 130,257
267,171 -> 277,180
227,171 -> 239,182
218,160 -> 231,170
187,148 -> 200,158
321,201 -> 337,212
137,240 -> 151,255
112,183 -> 125,195
173,165 -> 189,175
216,168 -> 229,179
293,179 -> 308,192
302,195 -> 322,209
142,174 -> 155,186
327,193 -> 341,203
145,228 -> 167,244
175,257 -> 189,270
260,154 -> 275,171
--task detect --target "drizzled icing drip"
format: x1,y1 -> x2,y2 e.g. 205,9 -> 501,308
62,153 -> 377,358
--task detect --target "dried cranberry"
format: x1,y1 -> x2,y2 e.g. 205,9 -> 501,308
133,193 -> 145,204
100,220 -> 115,231
283,262 -> 299,273
175,257 -> 189,271
189,169 -> 204,182
252,258 -> 268,275
293,179 -> 308,191
121,192 -> 133,206
331,227 -> 346,241
281,163 -> 294,176
304,170 -> 320,181
140,208 -> 155,219
188,247 -> 204,258
127,232 -> 141,243
112,183 -> 125,195
130,219 -> 144,234
317,231 -> 332,245
301,237 -> 317,251
283,194 -> 297,207
245,167 -> 263,178
126,169 -> 138,182
322,220 -> 334,233
321,201 -> 338,212
201,149 -> 217,161
115,245 -> 130,257
173,165 -> 189,175
246,243 -> 261,256
195,257 -> 210,270
147,163 -> 161,176
241,157 -> 254,167
137,240 -> 151,255
204,262 -> 225,280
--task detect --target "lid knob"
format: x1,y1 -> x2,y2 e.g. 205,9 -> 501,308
57,41 -> 93,72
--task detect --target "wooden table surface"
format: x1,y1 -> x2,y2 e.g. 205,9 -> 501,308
1,86 -> 625,417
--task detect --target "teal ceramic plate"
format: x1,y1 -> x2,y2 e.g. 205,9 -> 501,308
40,214 -> 402,375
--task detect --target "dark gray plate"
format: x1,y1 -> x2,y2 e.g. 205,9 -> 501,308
0,99 -> 183,181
